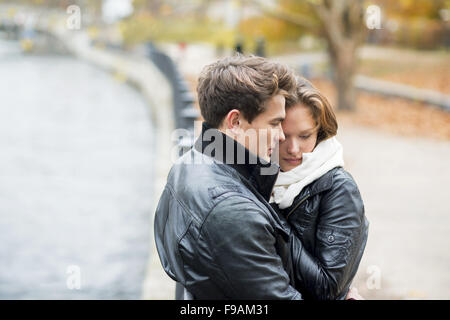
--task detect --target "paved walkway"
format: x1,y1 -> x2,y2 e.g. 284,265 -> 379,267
337,123 -> 450,299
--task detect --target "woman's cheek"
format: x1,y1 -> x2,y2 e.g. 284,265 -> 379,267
309,136 -> 318,152
279,139 -> 291,154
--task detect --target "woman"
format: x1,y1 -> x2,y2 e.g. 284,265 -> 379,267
271,77 -> 369,300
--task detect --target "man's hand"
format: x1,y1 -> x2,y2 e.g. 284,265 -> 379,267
346,287 -> 365,300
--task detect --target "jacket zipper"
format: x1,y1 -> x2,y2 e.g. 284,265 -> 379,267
286,193 -> 310,219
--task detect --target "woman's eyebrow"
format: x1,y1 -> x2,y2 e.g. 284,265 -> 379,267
298,128 -> 315,134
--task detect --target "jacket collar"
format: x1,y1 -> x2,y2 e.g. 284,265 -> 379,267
290,167 -> 336,200
307,168 -> 336,196
194,122 -> 280,201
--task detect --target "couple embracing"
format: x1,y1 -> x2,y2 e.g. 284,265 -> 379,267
154,54 -> 369,300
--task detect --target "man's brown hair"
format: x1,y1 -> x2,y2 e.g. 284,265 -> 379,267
286,76 -> 338,144
197,54 -> 296,128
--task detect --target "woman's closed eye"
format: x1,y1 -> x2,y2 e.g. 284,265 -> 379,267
271,121 -> 282,128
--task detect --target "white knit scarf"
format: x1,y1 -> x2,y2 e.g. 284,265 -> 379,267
271,137 -> 344,209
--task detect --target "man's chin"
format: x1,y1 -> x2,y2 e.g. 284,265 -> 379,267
259,155 -> 270,163
255,147 -> 278,163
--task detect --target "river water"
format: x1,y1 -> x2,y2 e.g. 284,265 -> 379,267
0,37 -> 155,299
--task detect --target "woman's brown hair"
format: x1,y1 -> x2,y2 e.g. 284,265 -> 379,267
285,77 -> 338,144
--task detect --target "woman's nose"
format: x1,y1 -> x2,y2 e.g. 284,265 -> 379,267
287,140 -> 300,154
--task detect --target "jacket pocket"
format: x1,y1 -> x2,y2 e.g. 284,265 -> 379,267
315,227 -> 352,265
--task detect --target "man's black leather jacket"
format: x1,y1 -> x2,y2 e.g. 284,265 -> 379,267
154,123 -> 303,299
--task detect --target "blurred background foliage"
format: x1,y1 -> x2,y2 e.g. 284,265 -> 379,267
115,0 -> 450,52
2,0 -> 449,118
4,0 -> 448,51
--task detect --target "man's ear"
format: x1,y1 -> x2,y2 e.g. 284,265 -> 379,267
224,109 -> 242,135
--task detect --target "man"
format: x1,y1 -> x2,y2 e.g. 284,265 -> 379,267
154,54 -> 303,299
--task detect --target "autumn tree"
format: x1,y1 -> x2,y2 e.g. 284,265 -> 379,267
248,0 -> 368,111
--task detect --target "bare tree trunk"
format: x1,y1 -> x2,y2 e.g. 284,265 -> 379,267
312,0 -> 366,111
329,40 -> 358,110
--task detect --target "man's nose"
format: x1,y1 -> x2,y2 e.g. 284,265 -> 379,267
278,125 -> 285,142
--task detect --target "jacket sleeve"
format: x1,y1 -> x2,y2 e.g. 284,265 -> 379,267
290,174 -> 369,300
201,194 -> 302,300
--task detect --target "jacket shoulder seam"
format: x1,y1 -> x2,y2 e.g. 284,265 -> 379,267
200,192 -> 270,232
165,183 -> 203,225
